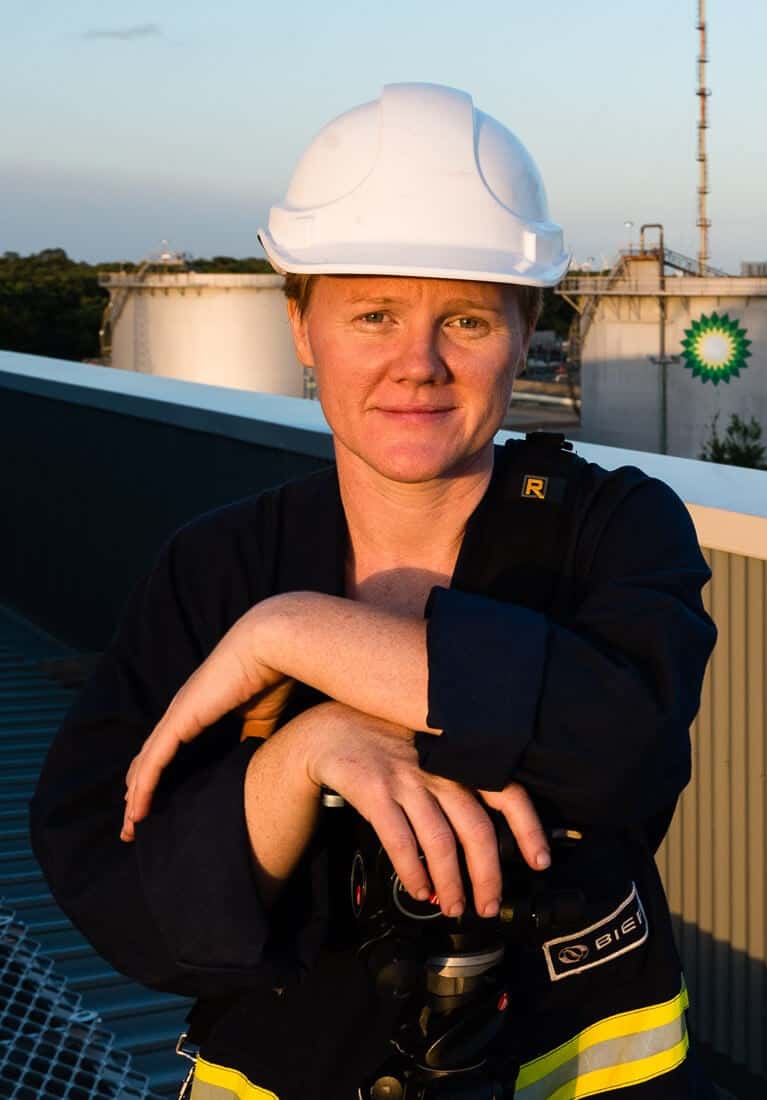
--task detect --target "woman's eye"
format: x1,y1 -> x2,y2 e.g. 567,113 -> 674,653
448,316 -> 486,333
359,312 -> 387,324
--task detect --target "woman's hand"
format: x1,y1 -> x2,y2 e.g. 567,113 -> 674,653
121,618 -> 288,841
298,702 -> 550,919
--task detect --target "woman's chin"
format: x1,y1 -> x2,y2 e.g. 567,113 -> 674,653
351,441 -> 487,485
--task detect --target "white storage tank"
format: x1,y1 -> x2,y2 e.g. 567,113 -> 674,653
560,254 -> 767,458
99,272 -> 305,397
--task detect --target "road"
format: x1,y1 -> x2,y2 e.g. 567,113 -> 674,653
503,399 -> 581,435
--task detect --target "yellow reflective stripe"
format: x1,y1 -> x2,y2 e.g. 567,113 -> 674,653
516,984 -> 689,1091
547,1032 -> 689,1100
191,1056 -> 279,1100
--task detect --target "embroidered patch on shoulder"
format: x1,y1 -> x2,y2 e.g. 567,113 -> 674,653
542,882 -> 649,982
522,475 -> 549,500
520,474 -> 567,503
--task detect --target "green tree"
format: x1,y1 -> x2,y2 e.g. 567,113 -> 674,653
538,288 -> 574,337
188,256 -> 273,274
699,413 -> 767,469
0,249 -> 108,361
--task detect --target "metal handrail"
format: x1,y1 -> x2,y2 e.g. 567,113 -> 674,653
560,274 -> 767,295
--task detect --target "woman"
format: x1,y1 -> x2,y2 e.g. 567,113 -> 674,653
32,84 -> 717,1099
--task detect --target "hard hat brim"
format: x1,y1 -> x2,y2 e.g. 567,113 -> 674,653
258,230 -> 570,289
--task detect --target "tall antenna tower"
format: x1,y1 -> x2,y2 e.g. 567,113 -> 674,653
696,0 -> 711,273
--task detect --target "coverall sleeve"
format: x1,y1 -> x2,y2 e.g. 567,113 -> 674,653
415,475 -> 717,824
29,516 -> 278,998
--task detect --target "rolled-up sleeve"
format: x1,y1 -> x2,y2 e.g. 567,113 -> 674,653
416,475 -> 716,825
416,589 -> 548,790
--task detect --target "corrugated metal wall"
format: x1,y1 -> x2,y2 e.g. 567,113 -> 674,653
657,549 -> 767,1079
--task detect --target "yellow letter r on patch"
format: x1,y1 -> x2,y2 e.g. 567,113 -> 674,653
522,476 -> 548,500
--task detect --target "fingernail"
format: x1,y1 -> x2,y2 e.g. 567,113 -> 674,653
483,900 -> 500,918
416,888 -> 430,902
536,850 -> 551,870
448,902 -> 464,918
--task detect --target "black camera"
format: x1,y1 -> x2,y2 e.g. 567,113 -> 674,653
322,791 -> 584,1100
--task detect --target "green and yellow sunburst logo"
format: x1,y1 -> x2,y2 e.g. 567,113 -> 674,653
681,312 -> 751,385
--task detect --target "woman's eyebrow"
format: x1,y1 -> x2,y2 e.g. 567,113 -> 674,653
441,298 -> 503,313
346,295 -> 407,306
345,296 -> 502,312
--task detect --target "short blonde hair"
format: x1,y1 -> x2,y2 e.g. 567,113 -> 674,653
283,272 -> 542,332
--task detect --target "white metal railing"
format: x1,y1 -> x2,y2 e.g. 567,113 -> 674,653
98,272 -> 284,290
560,274 -> 767,297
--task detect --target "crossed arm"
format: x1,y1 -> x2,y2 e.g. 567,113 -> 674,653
121,591 -> 552,919
31,474 -> 715,993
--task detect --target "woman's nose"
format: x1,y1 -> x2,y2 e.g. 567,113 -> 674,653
390,327 -> 448,383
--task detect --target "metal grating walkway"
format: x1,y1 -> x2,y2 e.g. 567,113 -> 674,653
0,904 -> 152,1099
0,607 -> 190,1098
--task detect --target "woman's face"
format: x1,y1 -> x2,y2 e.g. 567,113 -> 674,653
288,275 -> 530,484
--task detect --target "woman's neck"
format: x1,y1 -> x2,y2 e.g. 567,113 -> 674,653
336,443 -> 494,611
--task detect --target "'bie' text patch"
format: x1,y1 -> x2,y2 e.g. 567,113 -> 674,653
542,883 -> 649,982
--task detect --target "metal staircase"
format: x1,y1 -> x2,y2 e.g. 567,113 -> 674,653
98,261 -> 152,360
98,245 -> 187,361
564,252 -> 631,365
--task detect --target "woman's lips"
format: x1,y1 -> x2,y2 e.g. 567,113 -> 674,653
375,406 -> 455,423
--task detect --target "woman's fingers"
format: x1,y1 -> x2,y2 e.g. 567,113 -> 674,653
479,782 -> 550,871
434,786 -> 503,917
122,681 -> 235,839
121,722 -> 184,840
354,767 -> 500,919
120,658 -> 289,843
120,614 -> 286,838
395,789 -> 467,917
367,798 -> 434,905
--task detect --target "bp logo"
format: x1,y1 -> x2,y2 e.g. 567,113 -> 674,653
681,312 -> 751,385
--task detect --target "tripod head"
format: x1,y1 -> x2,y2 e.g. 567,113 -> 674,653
322,792 -> 584,1099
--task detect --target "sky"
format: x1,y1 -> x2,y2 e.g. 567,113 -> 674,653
2,0 -> 765,273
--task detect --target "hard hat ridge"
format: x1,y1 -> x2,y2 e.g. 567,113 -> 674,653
259,82 -> 569,287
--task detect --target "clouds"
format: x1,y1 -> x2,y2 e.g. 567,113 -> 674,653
82,24 -> 162,41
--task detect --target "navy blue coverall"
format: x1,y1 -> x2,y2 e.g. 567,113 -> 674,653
30,447 -> 717,1098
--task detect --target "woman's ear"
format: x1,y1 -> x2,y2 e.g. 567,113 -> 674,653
287,299 -> 315,368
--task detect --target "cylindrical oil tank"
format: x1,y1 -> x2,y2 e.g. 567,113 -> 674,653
101,273 -> 304,396
568,260 -> 767,458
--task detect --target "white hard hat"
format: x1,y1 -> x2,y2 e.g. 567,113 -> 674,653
259,83 -> 569,287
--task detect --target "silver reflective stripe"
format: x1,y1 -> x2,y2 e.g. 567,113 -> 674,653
515,1013 -> 688,1100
